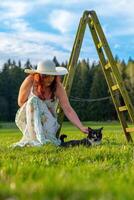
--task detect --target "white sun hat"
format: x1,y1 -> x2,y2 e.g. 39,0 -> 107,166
24,60 -> 68,75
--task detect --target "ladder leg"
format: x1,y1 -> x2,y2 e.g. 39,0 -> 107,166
56,10 -> 134,143
56,12 -> 87,138
89,11 -> 134,124
87,17 -> 133,142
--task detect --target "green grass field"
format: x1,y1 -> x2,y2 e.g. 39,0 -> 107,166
0,121 -> 134,200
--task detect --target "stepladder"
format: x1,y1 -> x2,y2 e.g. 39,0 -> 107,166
56,10 -> 134,142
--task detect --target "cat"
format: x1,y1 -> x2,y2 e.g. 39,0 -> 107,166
59,127 -> 103,147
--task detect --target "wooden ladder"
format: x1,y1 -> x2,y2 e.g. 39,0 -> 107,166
56,10 -> 134,142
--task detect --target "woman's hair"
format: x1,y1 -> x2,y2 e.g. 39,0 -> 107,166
32,73 -> 59,101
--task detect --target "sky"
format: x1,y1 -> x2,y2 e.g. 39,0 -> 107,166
0,0 -> 134,68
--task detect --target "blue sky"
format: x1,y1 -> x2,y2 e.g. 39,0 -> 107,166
0,0 -> 134,68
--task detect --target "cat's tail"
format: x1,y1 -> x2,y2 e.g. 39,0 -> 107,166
60,134 -> 67,142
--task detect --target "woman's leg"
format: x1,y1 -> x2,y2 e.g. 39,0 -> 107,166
25,96 -> 38,140
12,96 -> 41,147
25,96 -> 60,145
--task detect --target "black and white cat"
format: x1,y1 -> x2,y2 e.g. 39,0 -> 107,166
60,127 -> 103,147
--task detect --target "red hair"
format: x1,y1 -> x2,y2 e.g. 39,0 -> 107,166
32,73 -> 61,101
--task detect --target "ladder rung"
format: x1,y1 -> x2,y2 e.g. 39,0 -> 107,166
68,65 -> 71,70
57,108 -> 60,113
119,106 -> 127,112
104,62 -> 111,70
126,127 -> 134,133
90,20 -> 94,26
111,84 -> 119,91
97,42 -> 102,49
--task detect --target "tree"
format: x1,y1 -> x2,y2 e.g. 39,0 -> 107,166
24,59 -> 32,69
88,65 -> 116,121
0,60 -> 26,121
18,60 -> 21,68
69,59 -> 91,121
125,59 -> 134,104
0,96 -> 9,121
53,56 -> 60,66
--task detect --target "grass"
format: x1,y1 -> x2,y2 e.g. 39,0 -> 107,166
0,121 -> 134,200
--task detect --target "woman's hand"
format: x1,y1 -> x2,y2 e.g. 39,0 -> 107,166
80,126 -> 89,134
55,75 -> 62,83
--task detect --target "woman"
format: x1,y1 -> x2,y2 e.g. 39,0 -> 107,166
13,60 -> 89,147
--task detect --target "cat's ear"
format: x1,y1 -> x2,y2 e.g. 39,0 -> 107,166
100,127 -> 103,130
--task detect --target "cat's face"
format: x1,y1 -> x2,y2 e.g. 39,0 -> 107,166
87,127 -> 103,143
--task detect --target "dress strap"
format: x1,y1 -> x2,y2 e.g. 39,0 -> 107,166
28,85 -> 34,99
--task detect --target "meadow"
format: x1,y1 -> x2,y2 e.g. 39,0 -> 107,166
0,121 -> 134,200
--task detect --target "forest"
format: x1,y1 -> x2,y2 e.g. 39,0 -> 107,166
0,56 -> 134,122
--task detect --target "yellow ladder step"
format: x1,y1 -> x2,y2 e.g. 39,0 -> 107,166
57,108 -> 60,113
97,42 -> 102,49
90,20 -> 94,26
104,62 -> 111,70
126,127 -> 134,133
119,106 -> 127,112
111,84 -> 119,91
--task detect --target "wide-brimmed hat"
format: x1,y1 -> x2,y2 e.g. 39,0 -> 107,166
24,60 -> 68,75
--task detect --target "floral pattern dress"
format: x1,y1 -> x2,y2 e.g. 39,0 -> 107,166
12,87 -> 61,147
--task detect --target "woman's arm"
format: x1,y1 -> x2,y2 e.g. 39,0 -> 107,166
56,81 -> 89,134
18,74 -> 34,107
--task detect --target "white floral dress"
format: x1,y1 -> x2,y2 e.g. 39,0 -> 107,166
12,87 -> 61,147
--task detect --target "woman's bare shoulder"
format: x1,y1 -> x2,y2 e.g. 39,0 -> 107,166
25,74 -> 34,83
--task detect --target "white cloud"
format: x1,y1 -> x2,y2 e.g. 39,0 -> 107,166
96,0 -> 134,18
0,1 -> 31,19
0,26 -> 98,69
0,30 -> 72,68
0,0 -> 134,69
49,10 -> 79,33
4,18 -> 31,32
0,1 -> 33,33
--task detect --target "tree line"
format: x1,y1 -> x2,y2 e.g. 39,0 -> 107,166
0,56 -> 134,122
